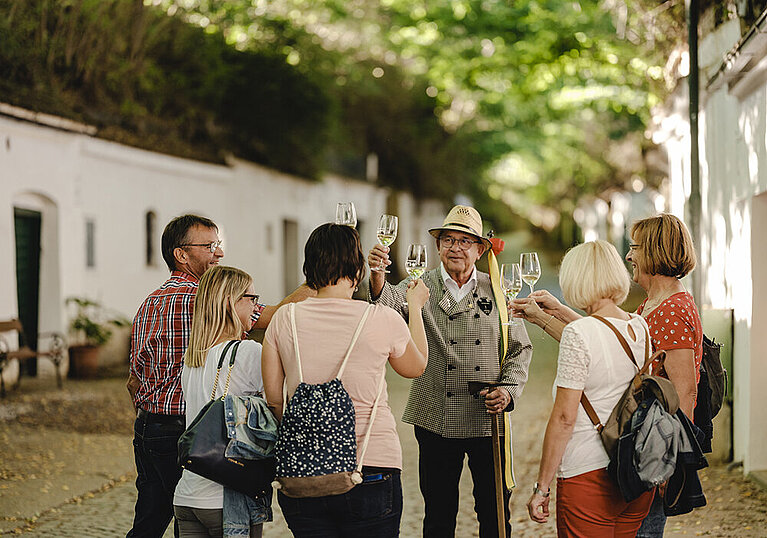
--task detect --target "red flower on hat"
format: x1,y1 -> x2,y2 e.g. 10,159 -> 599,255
489,237 -> 505,256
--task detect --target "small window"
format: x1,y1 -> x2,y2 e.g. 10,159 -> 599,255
146,211 -> 157,266
85,219 -> 95,268
266,223 -> 274,253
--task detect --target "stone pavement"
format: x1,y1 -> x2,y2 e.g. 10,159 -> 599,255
3,325 -> 767,536
0,328 -> 559,538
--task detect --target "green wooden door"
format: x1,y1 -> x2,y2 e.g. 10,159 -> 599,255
14,208 -> 41,376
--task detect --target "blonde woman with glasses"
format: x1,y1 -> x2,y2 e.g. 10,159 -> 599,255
173,265 -> 269,538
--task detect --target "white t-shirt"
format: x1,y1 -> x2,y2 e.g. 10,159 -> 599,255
554,315 -> 649,479
173,339 -> 264,509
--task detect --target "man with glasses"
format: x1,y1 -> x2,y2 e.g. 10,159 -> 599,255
127,214 -> 310,537
368,205 -> 533,537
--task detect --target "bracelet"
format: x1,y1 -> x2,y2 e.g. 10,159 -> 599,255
542,314 -> 555,332
533,482 -> 550,497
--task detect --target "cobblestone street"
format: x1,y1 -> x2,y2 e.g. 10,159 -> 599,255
2,325 -> 766,537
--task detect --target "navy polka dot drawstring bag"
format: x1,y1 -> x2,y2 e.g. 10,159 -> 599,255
272,303 -> 387,498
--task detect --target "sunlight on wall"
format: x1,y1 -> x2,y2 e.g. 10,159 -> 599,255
665,136 -> 689,216
730,204 -> 753,325
706,212 -> 728,308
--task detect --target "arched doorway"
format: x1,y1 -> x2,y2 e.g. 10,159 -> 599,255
12,192 -> 61,379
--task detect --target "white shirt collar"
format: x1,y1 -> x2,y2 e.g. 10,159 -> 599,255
440,263 -> 477,302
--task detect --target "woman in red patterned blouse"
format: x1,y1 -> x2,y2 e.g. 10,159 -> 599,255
627,214 -> 702,419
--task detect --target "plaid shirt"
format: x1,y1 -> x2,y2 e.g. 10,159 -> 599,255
372,268 -> 533,438
129,270 -> 263,415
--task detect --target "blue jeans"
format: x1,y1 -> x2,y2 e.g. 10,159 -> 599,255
278,468 -> 402,537
127,414 -> 185,538
636,490 -> 667,537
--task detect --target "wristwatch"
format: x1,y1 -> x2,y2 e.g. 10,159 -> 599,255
533,482 -> 550,497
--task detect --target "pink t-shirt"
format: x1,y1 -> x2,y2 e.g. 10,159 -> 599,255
263,297 -> 411,470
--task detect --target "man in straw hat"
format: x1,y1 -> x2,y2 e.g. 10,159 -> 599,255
368,205 -> 533,537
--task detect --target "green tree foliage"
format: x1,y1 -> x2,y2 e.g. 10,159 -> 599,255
1,0 -> 684,241
0,0 -> 332,176
154,0 -> 683,237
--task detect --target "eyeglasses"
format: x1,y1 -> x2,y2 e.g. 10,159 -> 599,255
241,294 -> 260,305
440,236 -> 482,250
180,240 -> 223,253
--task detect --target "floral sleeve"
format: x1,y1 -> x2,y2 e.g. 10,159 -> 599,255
555,324 -> 591,390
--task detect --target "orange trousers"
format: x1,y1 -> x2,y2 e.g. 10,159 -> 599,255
555,468 -> 654,537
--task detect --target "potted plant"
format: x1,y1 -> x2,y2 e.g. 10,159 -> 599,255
66,297 -> 130,378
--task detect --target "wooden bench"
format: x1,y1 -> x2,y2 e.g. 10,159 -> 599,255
0,319 -> 66,396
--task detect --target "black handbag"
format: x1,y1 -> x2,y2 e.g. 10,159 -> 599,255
177,340 -> 276,497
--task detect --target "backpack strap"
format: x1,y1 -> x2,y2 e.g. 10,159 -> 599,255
355,363 -> 388,472
580,393 -> 604,433
209,340 -> 240,401
579,315 -> 643,432
288,302 -> 374,382
592,315 -> 639,369
289,303 -> 304,383
336,304 -> 374,379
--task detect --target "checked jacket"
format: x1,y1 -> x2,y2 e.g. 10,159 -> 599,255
372,267 -> 532,438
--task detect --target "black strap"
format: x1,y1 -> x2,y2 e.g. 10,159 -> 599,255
227,341 -> 241,367
210,340 -> 241,400
217,340 -> 239,369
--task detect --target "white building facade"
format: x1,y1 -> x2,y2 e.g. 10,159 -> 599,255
0,106 -> 446,383
653,17 -> 767,479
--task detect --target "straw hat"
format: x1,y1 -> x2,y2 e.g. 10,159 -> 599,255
428,205 -> 492,250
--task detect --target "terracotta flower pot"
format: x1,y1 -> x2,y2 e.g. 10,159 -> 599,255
68,345 -> 101,378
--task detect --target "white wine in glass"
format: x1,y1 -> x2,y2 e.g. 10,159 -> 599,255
501,262 -> 523,326
375,214 -> 398,273
403,244 -> 427,305
520,252 -> 541,294
335,202 -> 357,227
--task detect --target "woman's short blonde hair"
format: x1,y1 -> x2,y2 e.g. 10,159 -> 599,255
630,214 -> 697,278
184,266 -> 252,368
559,240 -> 631,310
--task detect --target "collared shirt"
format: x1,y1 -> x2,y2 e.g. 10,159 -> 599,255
372,268 -> 533,438
130,270 -> 263,415
440,263 -> 477,303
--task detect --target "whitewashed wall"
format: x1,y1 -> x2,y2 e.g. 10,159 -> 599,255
0,112 -> 446,382
653,18 -> 767,475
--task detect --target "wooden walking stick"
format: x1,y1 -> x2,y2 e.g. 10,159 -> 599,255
491,412 -> 506,538
468,381 -> 515,538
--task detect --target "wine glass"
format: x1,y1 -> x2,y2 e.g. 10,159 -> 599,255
335,202 -> 357,227
501,262 -> 523,326
374,214 -> 398,273
403,244 -> 427,306
520,252 -> 541,294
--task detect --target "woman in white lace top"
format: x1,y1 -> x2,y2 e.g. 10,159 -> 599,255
520,241 -> 655,536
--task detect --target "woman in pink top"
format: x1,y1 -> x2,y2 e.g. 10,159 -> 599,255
262,223 -> 428,537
